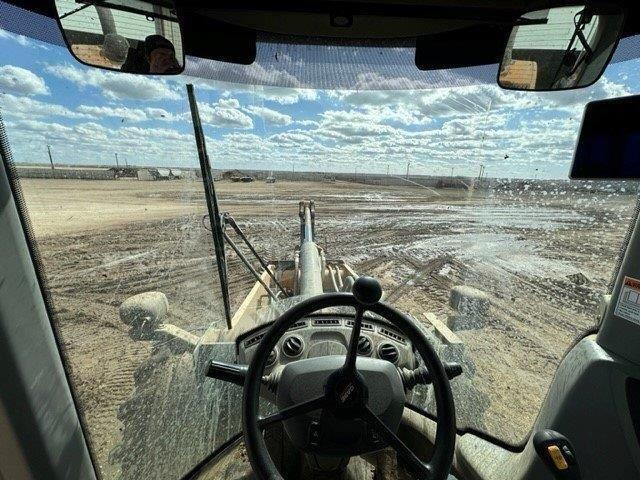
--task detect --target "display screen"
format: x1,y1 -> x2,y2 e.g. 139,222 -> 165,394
571,95 -> 640,179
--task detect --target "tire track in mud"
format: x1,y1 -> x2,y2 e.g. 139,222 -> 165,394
384,257 -> 446,303
35,217 -> 228,474
53,297 -> 152,478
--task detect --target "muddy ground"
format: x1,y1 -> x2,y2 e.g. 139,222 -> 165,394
18,177 -> 638,478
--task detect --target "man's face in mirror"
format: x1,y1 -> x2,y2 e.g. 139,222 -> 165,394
149,46 -> 180,74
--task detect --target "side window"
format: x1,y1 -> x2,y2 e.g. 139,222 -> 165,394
0,27 -> 237,480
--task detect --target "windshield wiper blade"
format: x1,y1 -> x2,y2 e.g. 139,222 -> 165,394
187,84 -> 232,329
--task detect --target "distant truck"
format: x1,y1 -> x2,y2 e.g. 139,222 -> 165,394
266,172 -> 276,183
240,176 -> 254,183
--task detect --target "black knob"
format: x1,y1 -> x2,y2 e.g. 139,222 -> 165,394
352,276 -> 382,305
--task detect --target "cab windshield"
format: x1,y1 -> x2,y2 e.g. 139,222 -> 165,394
1,9 -> 639,479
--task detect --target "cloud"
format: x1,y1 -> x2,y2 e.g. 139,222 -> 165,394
45,64 -> 181,101
245,105 -> 292,126
0,94 -> 91,119
315,109 -> 400,143
5,38 -> 636,180
12,119 -> 73,136
187,57 -> 305,89
0,65 -> 49,96
74,105 -> 181,122
255,87 -> 318,104
535,77 -> 631,111
295,119 -> 319,127
6,117 -> 198,167
0,28 -> 48,50
76,105 -> 149,122
198,98 -> 253,129
217,98 -> 240,108
269,131 -> 316,145
337,77 -> 630,120
74,122 -> 109,140
144,107 -> 178,121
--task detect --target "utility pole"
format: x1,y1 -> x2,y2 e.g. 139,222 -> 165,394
124,156 -> 128,167
114,153 -> 119,167
406,160 -> 410,180
47,145 -> 54,170
477,164 -> 484,186
450,166 -> 454,177
386,164 -> 389,176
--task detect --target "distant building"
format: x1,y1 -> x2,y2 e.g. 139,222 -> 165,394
137,168 -> 197,181
108,167 -> 137,178
221,169 -> 244,180
137,168 -> 159,181
156,168 -> 173,180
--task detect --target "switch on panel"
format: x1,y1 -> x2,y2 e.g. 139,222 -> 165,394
547,445 -> 569,470
533,430 -> 581,480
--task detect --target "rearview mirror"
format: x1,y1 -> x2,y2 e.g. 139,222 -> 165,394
498,5 -> 624,91
53,0 -> 184,75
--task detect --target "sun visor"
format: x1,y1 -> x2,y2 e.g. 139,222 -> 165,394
178,13 -> 256,65
415,26 -> 509,70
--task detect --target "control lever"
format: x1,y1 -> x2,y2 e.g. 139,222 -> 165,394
400,362 -> 463,390
533,429 -> 581,480
206,360 -> 280,392
206,360 -> 248,387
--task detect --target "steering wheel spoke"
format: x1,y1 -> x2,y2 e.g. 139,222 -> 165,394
258,395 -> 327,430
362,406 -> 433,479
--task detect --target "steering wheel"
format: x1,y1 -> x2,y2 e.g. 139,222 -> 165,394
242,276 -> 456,480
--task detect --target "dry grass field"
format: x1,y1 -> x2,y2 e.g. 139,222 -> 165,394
17,177 -> 638,477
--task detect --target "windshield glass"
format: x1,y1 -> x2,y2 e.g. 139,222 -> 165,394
2,5 -> 640,479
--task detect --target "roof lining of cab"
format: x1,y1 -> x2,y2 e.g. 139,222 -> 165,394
1,0 -> 640,90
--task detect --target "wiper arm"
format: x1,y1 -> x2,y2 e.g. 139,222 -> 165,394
551,9 -> 595,85
187,84 -> 232,328
574,10 -> 595,57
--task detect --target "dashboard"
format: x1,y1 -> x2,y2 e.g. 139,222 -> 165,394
237,314 -> 417,372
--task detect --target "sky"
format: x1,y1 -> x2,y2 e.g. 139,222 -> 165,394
0,27 -> 639,179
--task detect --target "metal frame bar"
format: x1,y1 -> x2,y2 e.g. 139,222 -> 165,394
223,214 -> 287,296
222,232 -> 279,301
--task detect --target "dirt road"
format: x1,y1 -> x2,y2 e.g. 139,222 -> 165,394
18,177 -> 638,476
